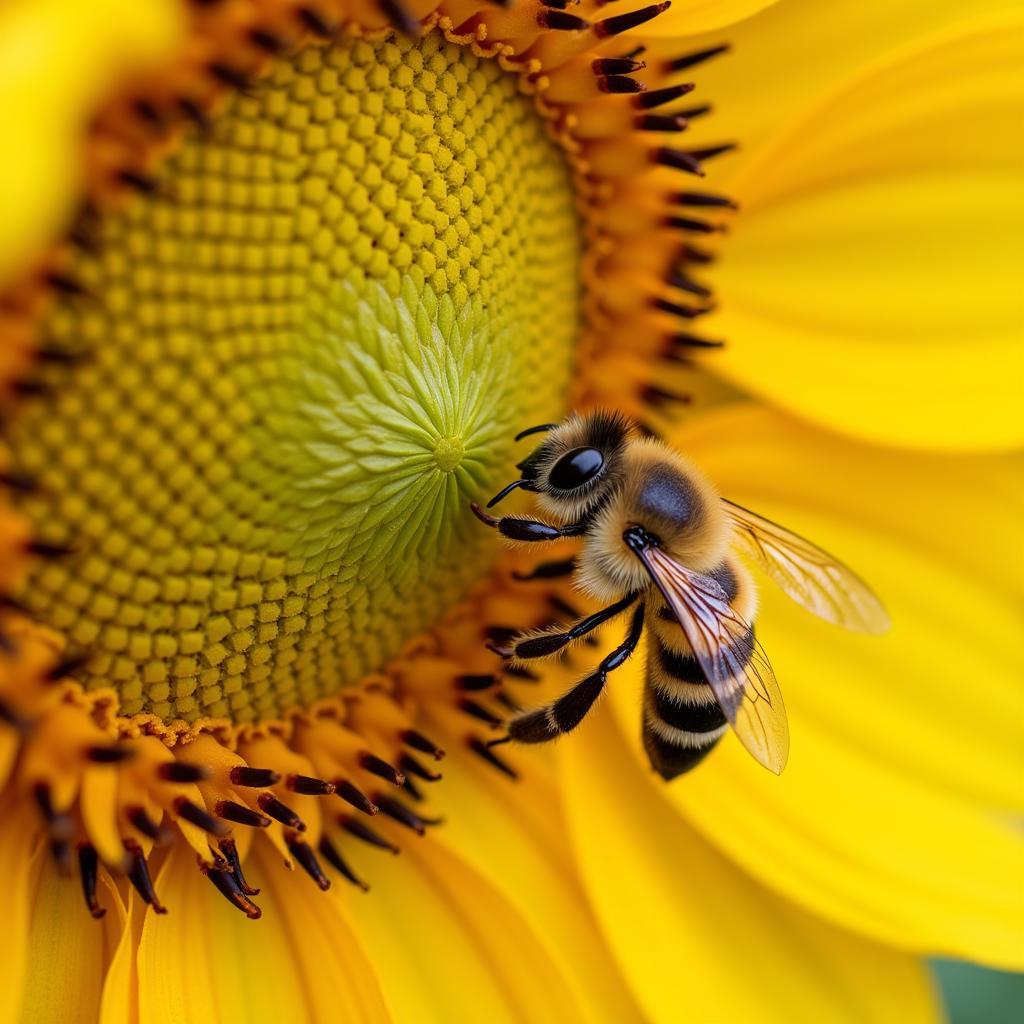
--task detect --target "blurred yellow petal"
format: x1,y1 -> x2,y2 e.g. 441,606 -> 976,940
619,403 -> 1024,966
695,13 -> 1024,450
18,846 -> 128,1023
137,844 -> 388,1024
562,704 -> 941,1024
658,0 -> 1024,168
0,0 -> 183,287
344,832 -> 588,1024
635,0 -> 779,38
419,740 -> 645,1023
0,806 -> 40,1023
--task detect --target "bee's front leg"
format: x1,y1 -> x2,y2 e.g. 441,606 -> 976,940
470,503 -> 587,542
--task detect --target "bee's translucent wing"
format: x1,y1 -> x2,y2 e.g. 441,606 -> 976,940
723,499 -> 890,635
638,546 -> 789,774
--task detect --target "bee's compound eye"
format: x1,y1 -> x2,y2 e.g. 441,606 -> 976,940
549,447 -> 605,491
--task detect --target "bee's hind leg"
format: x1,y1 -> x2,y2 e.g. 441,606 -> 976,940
492,603 -> 646,747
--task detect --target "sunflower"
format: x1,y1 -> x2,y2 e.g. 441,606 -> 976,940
0,0 -> 1021,1021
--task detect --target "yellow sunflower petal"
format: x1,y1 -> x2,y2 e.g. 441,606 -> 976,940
696,12 -> 1024,450
663,0 -> 1024,164
561,704 -> 942,1023
612,403 -> 1024,966
136,843 -> 388,1024
637,0 -> 779,37
0,0 -> 184,287
0,805 -> 41,1022
17,844 -> 128,1023
420,741 -> 645,1023
343,830 -> 589,1023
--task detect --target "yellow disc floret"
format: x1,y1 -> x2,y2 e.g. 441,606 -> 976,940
5,33 -> 578,724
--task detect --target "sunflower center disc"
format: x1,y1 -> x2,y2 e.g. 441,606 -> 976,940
8,33 -> 579,723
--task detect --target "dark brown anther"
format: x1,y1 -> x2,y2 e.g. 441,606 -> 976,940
43,272 -> 88,297
27,540 -> 75,559
174,797 -> 229,836
77,844 -> 106,919
663,43 -> 730,73
45,652 -> 90,682
177,97 -> 210,132
37,344 -> 85,364
288,838 -> 331,891
456,674 -> 497,692
377,0 -> 420,35
685,143 -> 737,163
204,864 -> 262,919
642,384 -> 691,408
132,99 -> 165,126
592,56 -> 646,76
216,800 -> 271,828
286,774 -> 335,796
248,28 -> 285,52
665,215 -> 716,234
674,191 -> 737,209
208,63 -> 250,91
34,784 -> 73,867
158,761 -> 210,784
667,332 -> 724,350
358,752 -> 405,786
256,793 -> 305,832
0,698 -> 28,732
634,82 -> 694,111
402,776 -> 423,802
682,243 -> 714,264
458,699 -> 503,728
375,796 -> 442,835
400,753 -> 442,782
594,1 -> 670,38
655,147 -> 704,176
495,690 -> 522,713
219,837 -> 260,895
469,737 -> 520,780
126,842 -> 167,913
636,114 -> 687,132
297,6 -> 334,36
651,294 -> 708,317
676,103 -> 712,121
537,9 -> 590,30
229,765 -> 281,788
334,779 -> 378,816
668,272 -> 712,299
116,169 -> 159,194
540,0 -> 572,9
318,836 -> 369,891
340,815 -> 400,854
85,744 -> 134,764
485,624 -> 518,647
598,76 -> 646,95
127,806 -> 166,842
0,471 -> 38,494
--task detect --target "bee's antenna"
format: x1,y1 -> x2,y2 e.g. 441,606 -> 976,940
486,479 -> 525,508
514,423 -> 557,442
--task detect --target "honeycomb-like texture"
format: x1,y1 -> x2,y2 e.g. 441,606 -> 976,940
7,33 -> 579,723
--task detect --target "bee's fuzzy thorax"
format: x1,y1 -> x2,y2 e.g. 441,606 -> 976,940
575,436 -> 729,603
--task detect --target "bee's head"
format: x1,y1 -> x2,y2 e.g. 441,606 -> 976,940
508,410 -> 632,523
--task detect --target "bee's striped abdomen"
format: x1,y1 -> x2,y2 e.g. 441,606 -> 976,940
642,558 -> 755,780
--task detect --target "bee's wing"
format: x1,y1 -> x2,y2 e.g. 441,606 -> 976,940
638,546 -> 789,774
723,499 -> 890,635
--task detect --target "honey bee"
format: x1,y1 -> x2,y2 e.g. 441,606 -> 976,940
471,411 -> 889,777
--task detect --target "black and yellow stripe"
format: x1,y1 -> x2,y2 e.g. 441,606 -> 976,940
642,559 -> 754,779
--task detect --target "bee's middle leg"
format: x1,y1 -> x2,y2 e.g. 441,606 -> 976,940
496,603 -> 647,746
504,591 -> 639,660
